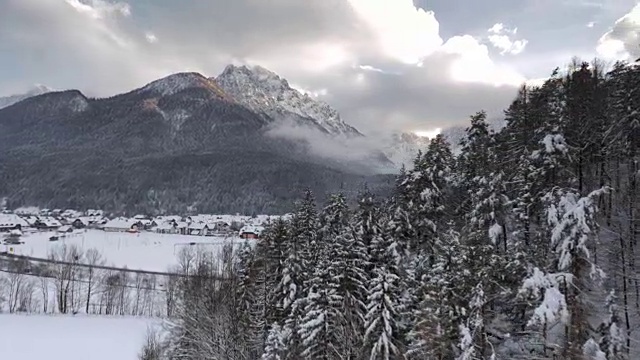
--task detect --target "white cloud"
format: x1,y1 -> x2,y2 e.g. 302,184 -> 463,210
488,23 -> 505,34
488,35 -> 528,55
596,38 -> 629,59
587,21 -> 596,28
441,35 -> 525,86
486,23 -> 529,55
596,3 -> 640,60
65,0 -> 131,19
145,32 -> 158,44
346,0 -> 443,64
358,65 -> 385,73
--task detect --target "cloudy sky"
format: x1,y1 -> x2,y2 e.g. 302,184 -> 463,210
0,0 -> 639,135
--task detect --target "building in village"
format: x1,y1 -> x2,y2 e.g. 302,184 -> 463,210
34,217 -> 62,231
188,222 -> 209,236
0,214 -> 29,232
57,225 -> 74,233
103,218 -> 142,232
155,221 -> 179,234
239,225 -> 264,239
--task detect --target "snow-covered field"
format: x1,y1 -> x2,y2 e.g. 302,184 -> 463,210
0,229 -> 247,359
0,314 -> 161,360
3,229 -> 247,272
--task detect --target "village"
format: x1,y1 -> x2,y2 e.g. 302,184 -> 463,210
0,207 -> 282,243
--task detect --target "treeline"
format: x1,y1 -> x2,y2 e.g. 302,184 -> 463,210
0,244 -> 203,317
147,58 -> 639,359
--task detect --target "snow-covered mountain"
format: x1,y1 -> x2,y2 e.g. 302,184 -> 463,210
383,116 -> 507,166
0,84 -> 53,109
215,65 -> 362,137
441,117 -> 507,155
383,132 -> 431,168
135,72 -> 230,100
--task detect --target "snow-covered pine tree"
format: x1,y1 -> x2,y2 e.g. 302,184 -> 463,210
235,240 -> 257,352
363,214 -> 406,360
519,186 -> 608,358
323,193 -> 368,357
496,84 -> 544,252
457,284 -> 492,360
262,323 -> 290,360
407,229 -> 470,359
279,189 -> 319,359
458,110 -> 511,252
257,218 -> 291,327
298,193 -> 353,359
297,233 -> 342,359
353,189 -> 382,274
406,133 -> 454,254
594,290 -> 627,359
458,110 -> 492,187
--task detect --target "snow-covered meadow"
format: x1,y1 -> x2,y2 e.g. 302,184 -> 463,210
0,229 -> 254,359
0,314 -> 162,360
4,229 -> 248,272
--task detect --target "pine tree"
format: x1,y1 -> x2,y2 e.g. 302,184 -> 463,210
262,323 -> 290,360
518,187 -> 608,358
458,110 -> 511,251
235,240 -> 256,352
363,215 -> 406,360
279,189 -> 319,358
353,189 -> 382,272
327,194 -> 369,357
393,134 -> 454,258
298,242 -> 342,359
298,194 -> 347,359
458,110 -> 492,186
407,230 -> 468,359
256,218 -> 290,328
594,291 -> 627,359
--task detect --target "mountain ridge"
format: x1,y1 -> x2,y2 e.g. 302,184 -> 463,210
0,84 -> 54,109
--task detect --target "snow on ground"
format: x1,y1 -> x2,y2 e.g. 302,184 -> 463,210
4,230 -> 248,272
0,314 -> 160,360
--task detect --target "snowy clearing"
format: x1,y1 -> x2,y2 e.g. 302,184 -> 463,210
0,314 -> 161,360
3,230 -> 248,272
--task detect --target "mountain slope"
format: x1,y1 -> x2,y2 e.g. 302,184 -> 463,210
383,132 -> 431,168
215,65 -> 362,137
0,85 -> 53,109
0,72 -> 391,214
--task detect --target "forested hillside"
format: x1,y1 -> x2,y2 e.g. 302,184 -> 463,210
150,58 -> 640,359
0,73 -> 392,215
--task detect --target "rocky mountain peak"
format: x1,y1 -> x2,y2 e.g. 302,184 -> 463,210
215,64 -> 362,137
136,72 -> 230,100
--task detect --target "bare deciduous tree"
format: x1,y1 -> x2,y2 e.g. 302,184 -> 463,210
85,248 -> 105,314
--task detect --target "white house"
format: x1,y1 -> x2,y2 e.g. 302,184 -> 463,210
22,215 -> 40,227
57,225 -> 74,233
0,214 -> 29,232
103,218 -> 140,232
36,217 -> 62,231
188,222 -> 208,236
155,222 -> 178,234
